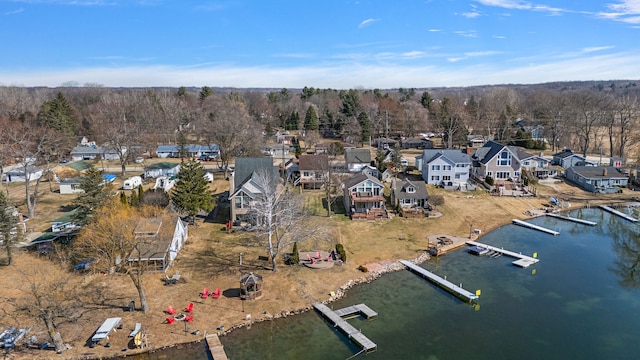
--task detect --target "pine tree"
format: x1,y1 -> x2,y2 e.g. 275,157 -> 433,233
119,191 -> 128,205
71,166 -> 113,225
37,92 -> 76,136
304,106 -> 319,131
171,159 -> 215,225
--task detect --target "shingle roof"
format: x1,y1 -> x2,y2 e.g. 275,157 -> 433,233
298,154 -> 329,171
568,166 -> 627,179
422,149 -> 471,164
392,179 -> 429,200
345,148 -> 371,165
343,172 -> 382,189
472,140 -> 508,164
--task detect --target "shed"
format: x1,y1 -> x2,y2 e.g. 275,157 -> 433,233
240,272 -> 263,300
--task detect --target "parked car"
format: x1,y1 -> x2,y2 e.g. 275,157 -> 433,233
198,154 -> 216,161
135,156 -> 144,163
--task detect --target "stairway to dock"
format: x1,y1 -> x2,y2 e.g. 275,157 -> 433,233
466,241 -> 539,268
399,260 -> 479,302
313,302 -> 377,353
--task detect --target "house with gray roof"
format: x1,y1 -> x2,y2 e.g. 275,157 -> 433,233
70,144 -> 122,161
156,144 -> 220,159
390,179 -> 429,215
229,157 -> 279,222
342,173 -> 387,220
564,166 -> 628,193
345,148 -> 372,172
552,149 -> 585,169
471,141 -> 521,183
511,147 -> 557,179
4,165 -> 43,183
298,154 -> 329,190
420,149 -> 471,188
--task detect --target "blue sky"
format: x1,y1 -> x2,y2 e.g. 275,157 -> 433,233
1,0 -> 639,88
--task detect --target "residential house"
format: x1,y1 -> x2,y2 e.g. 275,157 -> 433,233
552,149 -> 585,169
155,144 -> 220,159
4,165 -> 43,183
59,177 -> 84,195
229,157 -> 279,223
126,215 -> 188,272
76,136 -> 95,147
70,144 -> 122,161
51,209 -> 81,233
144,162 -> 180,179
390,179 -> 429,216
372,138 -> 398,150
342,173 -> 387,220
298,154 -> 329,190
471,141 -> 522,184
345,148 -> 372,172
361,165 -> 381,180
421,149 -> 472,188
401,137 -> 434,150
564,166 -> 629,193
512,147 -> 557,179
467,135 -> 488,148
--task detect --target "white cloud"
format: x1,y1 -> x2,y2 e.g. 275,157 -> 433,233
493,35 -> 507,39
454,30 -> 479,38
428,29 -> 441,32
462,11 -> 481,18
464,50 -> 501,57
402,51 -> 424,58
581,46 -> 614,53
2,52 -> 640,89
358,18 -> 378,28
4,8 -> 24,15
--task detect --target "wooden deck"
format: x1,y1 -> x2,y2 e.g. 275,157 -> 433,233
466,241 -> 539,268
333,304 -> 378,320
313,302 -> 377,353
399,260 -> 479,302
205,333 -> 228,360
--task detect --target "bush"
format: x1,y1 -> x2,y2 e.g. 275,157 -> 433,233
336,243 -> 347,263
358,265 -> 368,272
485,175 -> 494,186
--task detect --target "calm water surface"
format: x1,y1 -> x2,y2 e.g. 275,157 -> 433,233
136,208 -> 640,359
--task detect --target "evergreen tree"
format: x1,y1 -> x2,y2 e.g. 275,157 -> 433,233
303,106 -> 319,131
129,191 -> 139,207
285,111 -> 300,130
37,92 -> 76,136
137,185 -> 144,202
71,166 -> 113,225
291,241 -> 299,265
0,192 -> 20,265
357,112 -> 372,144
199,86 -> 213,100
420,91 -> 433,110
171,159 -> 215,225
119,191 -> 128,206
176,131 -> 190,159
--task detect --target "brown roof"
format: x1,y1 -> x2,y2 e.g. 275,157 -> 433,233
298,154 -> 329,171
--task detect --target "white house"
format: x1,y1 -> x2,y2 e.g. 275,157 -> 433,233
345,148 -> 371,173
59,177 -> 84,195
4,165 -> 43,183
421,149 -> 471,188
144,162 -> 180,179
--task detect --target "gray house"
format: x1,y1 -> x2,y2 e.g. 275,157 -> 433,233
345,148 -> 372,172
420,149 -> 471,188
70,144 -> 122,161
144,162 -> 180,178
564,166 -> 628,193
471,141 -> 521,183
552,149 -> 585,169
390,179 -> 429,213
229,157 -> 279,222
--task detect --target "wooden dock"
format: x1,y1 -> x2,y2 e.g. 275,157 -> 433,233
599,205 -> 639,222
333,304 -> 378,320
313,302 -> 377,353
205,333 -> 229,360
546,213 -> 597,226
466,241 -> 539,268
399,260 -> 479,302
512,219 -> 560,235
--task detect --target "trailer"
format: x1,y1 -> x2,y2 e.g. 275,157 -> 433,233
123,176 -> 142,190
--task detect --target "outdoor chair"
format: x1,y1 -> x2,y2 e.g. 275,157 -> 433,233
201,288 -> 209,299
185,315 -> 193,323
184,302 -> 194,313
213,287 -> 221,299
166,317 -> 175,324
167,305 -> 176,315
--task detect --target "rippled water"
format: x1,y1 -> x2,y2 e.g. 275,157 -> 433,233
131,208 -> 640,360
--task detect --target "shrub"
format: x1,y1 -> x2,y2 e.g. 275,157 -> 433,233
358,265 -> 368,272
485,175 -> 494,186
336,243 -> 347,263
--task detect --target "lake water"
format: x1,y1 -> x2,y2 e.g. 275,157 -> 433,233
134,208 -> 640,360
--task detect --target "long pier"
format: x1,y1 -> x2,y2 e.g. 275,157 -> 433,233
599,205 -> 639,222
313,302 -> 377,353
466,241 -> 539,268
546,213 -> 597,226
512,219 -> 560,235
399,260 -> 479,302
205,333 -> 229,360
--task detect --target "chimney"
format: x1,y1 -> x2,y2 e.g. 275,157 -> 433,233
466,147 -> 472,155
603,168 -> 607,176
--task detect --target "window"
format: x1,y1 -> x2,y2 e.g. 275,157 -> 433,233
443,176 -> 451,181
496,171 -> 510,179
431,165 -> 441,171
455,173 -> 461,179
443,165 -> 452,171
431,176 -> 440,181
303,171 -> 310,177
234,193 -> 252,209
497,151 -> 511,166
406,186 -> 415,193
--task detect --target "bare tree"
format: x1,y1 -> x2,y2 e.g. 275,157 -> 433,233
568,91 -> 609,157
11,263 -> 82,353
250,170 -> 325,271
609,95 -> 639,161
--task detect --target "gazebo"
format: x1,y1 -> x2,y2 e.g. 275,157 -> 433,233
240,272 -> 263,300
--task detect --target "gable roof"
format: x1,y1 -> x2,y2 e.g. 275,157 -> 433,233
234,157 -> 277,188
422,149 -> 471,164
343,172 -> 383,189
568,166 -> 628,179
553,149 -> 579,159
392,179 -> 429,200
345,148 -> 371,165
146,162 -> 180,171
298,154 -> 329,171
472,140 -> 511,164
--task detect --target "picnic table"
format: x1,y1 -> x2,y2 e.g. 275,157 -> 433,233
90,317 -> 121,346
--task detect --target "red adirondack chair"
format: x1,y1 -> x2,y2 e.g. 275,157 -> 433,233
185,315 -> 194,323
166,317 -> 175,324
167,305 -> 176,315
184,302 -> 194,313
201,288 -> 209,299
213,287 -> 221,299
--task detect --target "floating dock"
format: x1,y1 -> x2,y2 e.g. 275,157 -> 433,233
466,241 -> 539,268
599,205 -> 638,222
313,302 -> 377,353
512,219 -> 559,235
333,304 -> 378,320
546,213 -> 597,226
399,260 -> 479,302
205,333 -> 229,360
